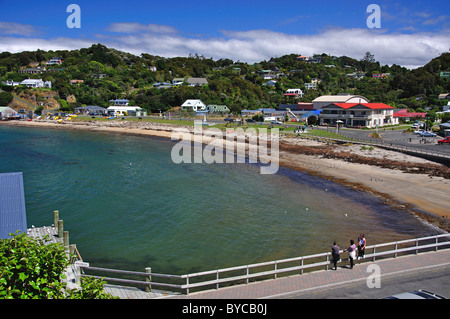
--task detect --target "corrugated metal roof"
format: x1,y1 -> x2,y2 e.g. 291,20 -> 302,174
0,172 -> 27,239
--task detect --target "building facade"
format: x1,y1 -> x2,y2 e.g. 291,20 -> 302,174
319,103 -> 398,128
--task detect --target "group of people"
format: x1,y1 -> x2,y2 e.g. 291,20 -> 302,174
331,234 -> 366,270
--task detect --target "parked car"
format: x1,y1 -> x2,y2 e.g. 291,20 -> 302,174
270,120 -> 283,125
419,131 -> 437,137
438,136 -> 450,145
414,129 -> 424,134
224,117 -> 234,122
246,119 -> 255,123
384,290 -> 446,299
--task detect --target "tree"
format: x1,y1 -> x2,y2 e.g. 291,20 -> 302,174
0,91 -> 13,105
0,232 -> 116,299
362,52 -> 375,72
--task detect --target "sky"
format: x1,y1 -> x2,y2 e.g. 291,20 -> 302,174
0,0 -> 449,69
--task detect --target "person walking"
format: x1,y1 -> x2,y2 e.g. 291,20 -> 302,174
331,242 -> 340,270
344,239 -> 357,269
358,234 -> 366,260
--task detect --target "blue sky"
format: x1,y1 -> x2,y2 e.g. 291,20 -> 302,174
0,0 -> 449,68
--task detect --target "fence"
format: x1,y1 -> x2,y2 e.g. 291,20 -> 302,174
74,233 -> 450,295
301,129 -> 450,164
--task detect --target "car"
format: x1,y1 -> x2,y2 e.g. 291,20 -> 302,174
224,117 -> 234,122
384,290 -> 446,299
270,120 -> 283,125
419,131 -> 437,137
438,136 -> 450,145
414,129 -> 424,134
246,119 -> 255,123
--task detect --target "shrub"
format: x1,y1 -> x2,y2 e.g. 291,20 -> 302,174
0,232 -> 115,299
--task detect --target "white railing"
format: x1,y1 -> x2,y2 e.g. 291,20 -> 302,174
76,233 -> 450,295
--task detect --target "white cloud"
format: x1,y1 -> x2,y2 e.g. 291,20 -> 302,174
0,22 -> 38,36
0,25 -> 448,69
108,22 -> 177,34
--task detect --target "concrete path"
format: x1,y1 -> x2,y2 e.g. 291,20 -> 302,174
163,249 -> 450,299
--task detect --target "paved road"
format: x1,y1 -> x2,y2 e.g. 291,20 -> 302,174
282,263 -> 450,299
164,249 -> 450,300
338,127 -> 450,157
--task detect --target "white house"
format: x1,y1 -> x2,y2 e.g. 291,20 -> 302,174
106,106 -> 147,117
284,89 -> 303,98
181,99 -> 207,112
46,57 -> 63,65
319,103 -> 398,128
20,79 -> 52,88
107,99 -> 146,116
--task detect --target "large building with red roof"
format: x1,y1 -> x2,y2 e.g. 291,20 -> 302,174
319,103 -> 398,128
393,109 -> 427,122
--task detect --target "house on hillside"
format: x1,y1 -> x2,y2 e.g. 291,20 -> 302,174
284,89 -> 304,98
296,56 -> 309,61
20,79 -> 52,88
186,78 -> 208,86
319,103 -> 398,128
373,73 -> 391,79
46,57 -> 63,65
18,67 -> 45,74
312,94 -> 369,110
181,99 -> 207,112
207,105 -> 230,114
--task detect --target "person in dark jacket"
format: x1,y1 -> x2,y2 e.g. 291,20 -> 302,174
331,242 -> 340,270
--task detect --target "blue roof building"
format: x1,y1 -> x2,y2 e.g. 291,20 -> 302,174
0,172 -> 27,239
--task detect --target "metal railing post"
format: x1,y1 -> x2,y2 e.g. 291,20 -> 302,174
145,267 -> 151,293
216,271 -> 219,290
300,257 -> 304,275
394,242 -> 398,258
274,261 -> 277,279
186,275 -> 189,295
372,246 -> 376,262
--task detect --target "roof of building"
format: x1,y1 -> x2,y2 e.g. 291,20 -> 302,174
0,172 -> 27,239
328,103 -> 394,110
0,107 -> 17,112
181,99 -> 206,106
393,109 -> 426,117
74,105 -> 106,110
313,94 -> 369,103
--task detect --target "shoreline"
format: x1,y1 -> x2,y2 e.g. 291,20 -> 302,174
2,119 -> 449,232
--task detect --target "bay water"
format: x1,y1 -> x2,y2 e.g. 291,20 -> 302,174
0,125 -> 438,274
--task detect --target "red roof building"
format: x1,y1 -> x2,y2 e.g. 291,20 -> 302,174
393,109 -> 426,120
319,103 -> 398,128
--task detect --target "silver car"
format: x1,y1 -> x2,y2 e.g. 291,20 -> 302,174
384,289 -> 446,299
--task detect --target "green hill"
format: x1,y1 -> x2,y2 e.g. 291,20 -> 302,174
0,44 -> 449,113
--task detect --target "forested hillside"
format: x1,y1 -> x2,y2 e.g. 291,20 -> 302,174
0,44 -> 449,113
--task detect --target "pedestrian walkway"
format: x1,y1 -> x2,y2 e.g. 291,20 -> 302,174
159,249 -> 450,299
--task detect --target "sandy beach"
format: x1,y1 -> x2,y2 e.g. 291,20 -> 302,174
2,119 -> 449,232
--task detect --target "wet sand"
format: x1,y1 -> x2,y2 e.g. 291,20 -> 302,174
2,119 -> 449,231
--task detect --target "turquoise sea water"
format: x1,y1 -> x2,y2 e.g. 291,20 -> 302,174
0,124 -> 439,274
